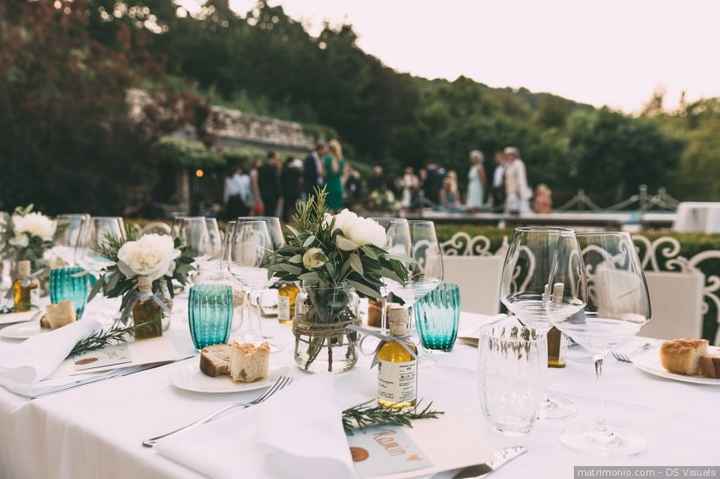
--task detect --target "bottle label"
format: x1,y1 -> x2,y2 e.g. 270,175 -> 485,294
278,295 -> 291,321
378,359 -> 417,404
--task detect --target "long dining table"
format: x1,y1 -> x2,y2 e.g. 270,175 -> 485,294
0,300 -> 718,479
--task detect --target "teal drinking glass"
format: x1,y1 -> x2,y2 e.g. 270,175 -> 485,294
49,266 -> 93,318
414,282 -> 461,351
188,283 -> 233,349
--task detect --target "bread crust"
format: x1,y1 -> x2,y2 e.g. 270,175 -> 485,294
199,344 -> 231,377
660,339 -> 708,375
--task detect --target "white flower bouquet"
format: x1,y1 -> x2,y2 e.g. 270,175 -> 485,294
267,188 -> 410,299
0,205 -> 56,270
88,230 -> 195,322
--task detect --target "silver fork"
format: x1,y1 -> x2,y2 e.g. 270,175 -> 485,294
611,343 -> 652,363
142,376 -> 292,448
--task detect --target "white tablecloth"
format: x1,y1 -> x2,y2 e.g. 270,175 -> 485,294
1,306 -> 719,478
673,202 -> 720,233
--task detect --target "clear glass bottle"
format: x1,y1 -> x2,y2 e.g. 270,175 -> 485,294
13,260 -> 38,312
277,282 -> 299,325
132,276 -> 163,340
377,309 -> 418,409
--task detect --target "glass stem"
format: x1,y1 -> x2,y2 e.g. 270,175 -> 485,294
593,354 -> 605,424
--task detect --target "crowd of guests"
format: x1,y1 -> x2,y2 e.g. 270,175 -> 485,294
222,139 -> 363,221
374,146 -> 553,215
222,142 -> 553,220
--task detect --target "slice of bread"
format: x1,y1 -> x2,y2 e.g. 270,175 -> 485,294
659,338 -> 708,375
699,351 -> 720,379
40,300 -> 76,329
199,344 -> 231,377
230,341 -> 270,383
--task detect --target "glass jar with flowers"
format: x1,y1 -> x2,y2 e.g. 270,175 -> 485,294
267,188 -> 411,374
88,230 -> 194,338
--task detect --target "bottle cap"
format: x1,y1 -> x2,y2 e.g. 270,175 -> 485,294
17,260 -> 31,279
387,305 -> 409,336
136,275 -> 153,294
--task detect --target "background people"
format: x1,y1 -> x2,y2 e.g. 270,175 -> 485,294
466,150 -> 487,209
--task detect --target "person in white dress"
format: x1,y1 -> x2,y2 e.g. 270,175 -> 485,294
503,146 -> 532,215
465,150 -> 487,209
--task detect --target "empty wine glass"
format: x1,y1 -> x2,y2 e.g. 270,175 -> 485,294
557,231 -> 651,456
226,220 -> 273,343
371,217 -> 412,331
78,217 -> 126,275
173,217 -> 211,271
52,214 -> 89,265
408,220 -> 444,302
234,217 -> 285,250
500,226 -> 585,419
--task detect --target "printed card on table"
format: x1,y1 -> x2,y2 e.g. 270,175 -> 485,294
72,344 -> 132,371
347,426 -> 432,478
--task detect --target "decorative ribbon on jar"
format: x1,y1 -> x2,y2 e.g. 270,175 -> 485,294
346,324 -> 417,368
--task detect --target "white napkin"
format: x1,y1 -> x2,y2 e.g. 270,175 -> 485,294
0,318 -> 101,395
157,375 -> 357,479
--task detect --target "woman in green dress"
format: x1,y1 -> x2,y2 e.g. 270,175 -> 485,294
323,139 -> 347,211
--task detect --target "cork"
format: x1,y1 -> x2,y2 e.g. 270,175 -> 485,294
17,260 -> 31,279
388,305 -> 409,336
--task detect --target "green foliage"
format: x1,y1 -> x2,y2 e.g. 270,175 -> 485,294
342,400 -> 444,435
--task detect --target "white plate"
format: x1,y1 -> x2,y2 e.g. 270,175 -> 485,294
0,320 -> 46,340
633,347 -> 720,386
0,309 -> 41,326
171,360 -> 289,394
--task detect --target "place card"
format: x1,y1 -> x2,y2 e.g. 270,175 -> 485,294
347,426 -> 432,478
72,344 -> 131,372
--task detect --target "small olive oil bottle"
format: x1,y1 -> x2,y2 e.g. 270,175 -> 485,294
377,308 -> 418,409
13,260 -> 38,312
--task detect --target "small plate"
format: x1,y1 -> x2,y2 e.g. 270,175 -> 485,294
0,320 -> 46,340
170,361 -> 289,394
0,309 -> 41,326
633,347 -> 720,386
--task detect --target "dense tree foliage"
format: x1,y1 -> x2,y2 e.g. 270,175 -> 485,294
1,0 -> 718,214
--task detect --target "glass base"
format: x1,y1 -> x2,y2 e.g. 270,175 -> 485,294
560,419 -> 646,456
539,395 -> 576,420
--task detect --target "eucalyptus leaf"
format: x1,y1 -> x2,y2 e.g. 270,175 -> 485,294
346,279 -> 381,299
289,254 -> 302,264
349,253 -> 364,275
303,235 -> 316,248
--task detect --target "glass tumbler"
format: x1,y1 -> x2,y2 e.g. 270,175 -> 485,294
414,282 -> 460,351
188,283 -> 234,349
49,266 -> 93,318
478,320 -> 546,436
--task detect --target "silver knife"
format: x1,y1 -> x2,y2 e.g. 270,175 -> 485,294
432,446 -> 527,479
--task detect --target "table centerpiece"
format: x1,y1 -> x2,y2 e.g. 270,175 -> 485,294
88,228 -> 194,337
267,188 -> 411,374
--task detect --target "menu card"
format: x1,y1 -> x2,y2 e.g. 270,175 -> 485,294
347,426 -> 432,478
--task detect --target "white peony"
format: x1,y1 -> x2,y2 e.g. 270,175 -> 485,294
12,212 -> 56,241
117,234 -> 180,281
331,209 -> 386,251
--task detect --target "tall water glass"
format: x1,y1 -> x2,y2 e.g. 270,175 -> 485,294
478,319 -> 546,436
414,282 -> 460,352
234,217 -> 285,250
49,266 -> 94,318
188,283 -> 234,349
53,214 -> 89,265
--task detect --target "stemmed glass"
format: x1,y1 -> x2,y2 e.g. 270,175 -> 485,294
78,217 -> 126,276
500,226 -> 585,419
556,231 -> 651,456
52,214 -> 89,265
226,220 -> 274,343
173,217 -> 212,278
234,217 -> 285,251
371,218 -> 412,331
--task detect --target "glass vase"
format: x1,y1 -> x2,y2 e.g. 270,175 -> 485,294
293,283 -> 359,374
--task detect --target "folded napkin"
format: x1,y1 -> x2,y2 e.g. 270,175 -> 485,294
157,375 -> 357,479
0,318 -> 101,396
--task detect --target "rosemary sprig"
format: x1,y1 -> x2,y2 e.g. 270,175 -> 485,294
342,400 -> 444,435
68,324 -> 135,357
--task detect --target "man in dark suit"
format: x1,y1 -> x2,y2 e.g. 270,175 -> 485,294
303,142 -> 326,198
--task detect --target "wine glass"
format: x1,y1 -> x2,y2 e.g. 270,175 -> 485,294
226,220 -> 273,343
206,218 -> 224,262
173,217 -> 211,263
371,218 -> 412,331
371,217 -> 411,256
500,226 -> 585,419
52,214 -> 89,265
234,217 -> 285,251
78,217 -> 126,275
408,220 -> 444,302
557,231 -> 651,456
